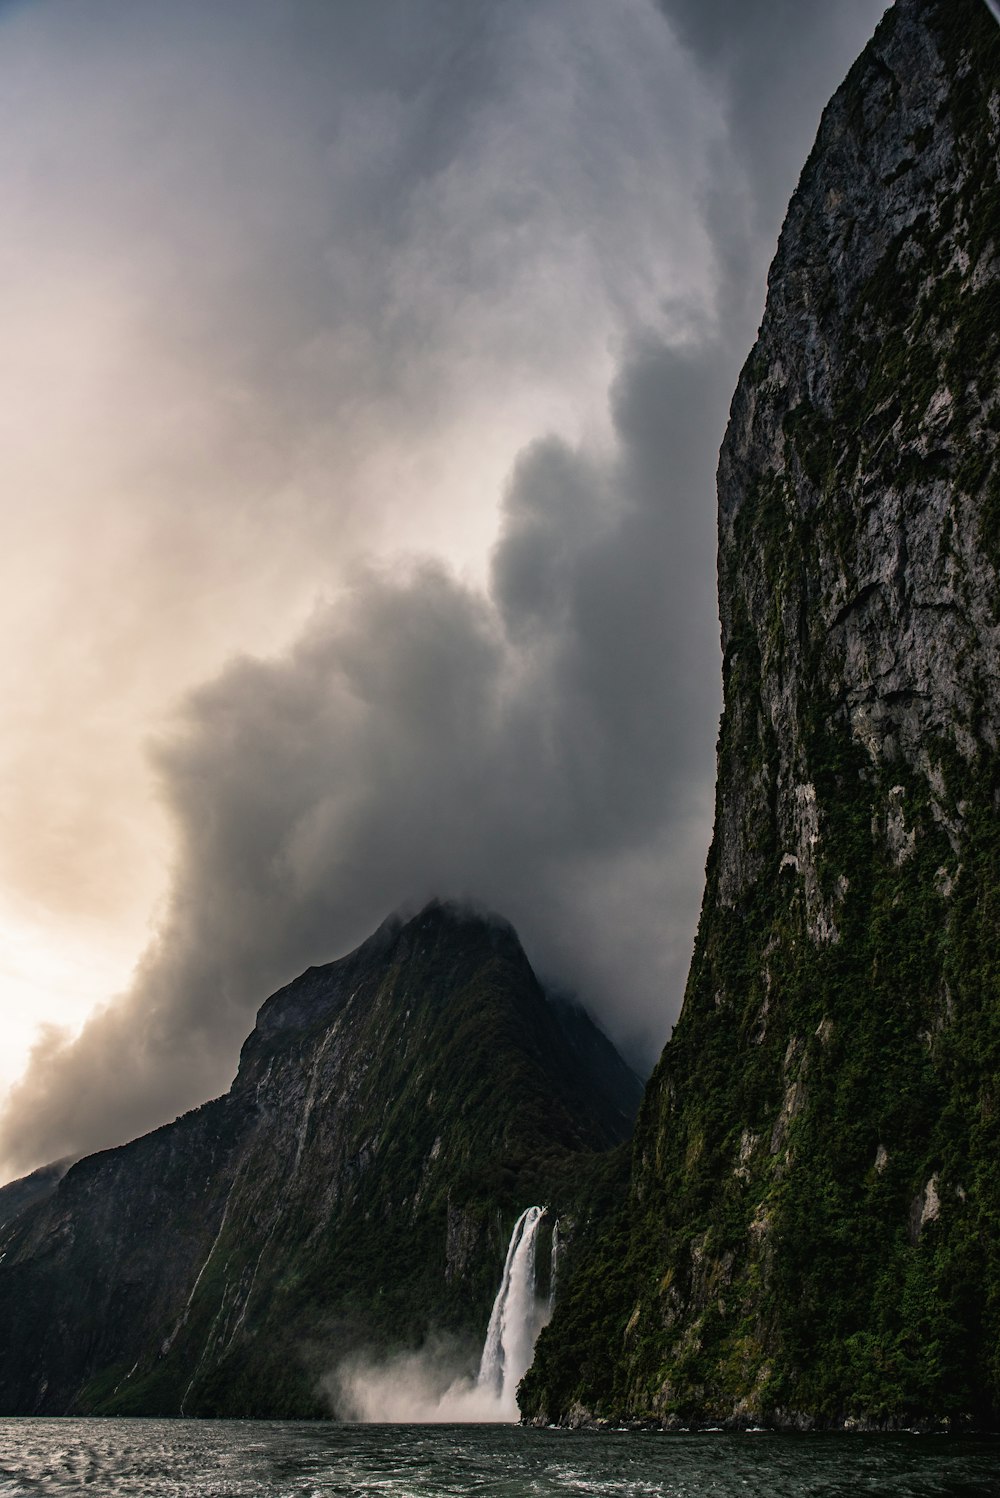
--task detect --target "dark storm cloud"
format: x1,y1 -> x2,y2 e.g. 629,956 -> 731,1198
0,0 -> 885,1174
0,0 -> 718,959
653,0 -> 893,339
2,340 -> 725,1161
658,0 -> 891,214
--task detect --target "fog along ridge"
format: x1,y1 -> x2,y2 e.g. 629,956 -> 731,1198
0,902 -> 639,1417
523,0 -> 1000,1430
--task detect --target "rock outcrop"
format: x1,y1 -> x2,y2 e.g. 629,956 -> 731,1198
0,902 -> 639,1415
523,0 -> 1000,1429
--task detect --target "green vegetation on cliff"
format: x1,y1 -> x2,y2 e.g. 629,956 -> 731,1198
523,0 -> 1000,1429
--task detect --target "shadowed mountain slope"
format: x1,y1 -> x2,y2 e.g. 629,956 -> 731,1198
0,901 -> 639,1416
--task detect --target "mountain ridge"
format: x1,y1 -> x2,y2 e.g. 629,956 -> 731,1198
0,900 -> 638,1417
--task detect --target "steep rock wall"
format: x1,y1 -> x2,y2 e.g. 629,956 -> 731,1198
524,0 -> 1000,1428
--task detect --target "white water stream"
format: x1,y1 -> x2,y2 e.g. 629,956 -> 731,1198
476,1205 -> 550,1417
332,1205 -> 558,1422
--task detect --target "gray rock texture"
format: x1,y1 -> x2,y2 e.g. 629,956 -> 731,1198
523,0 -> 1000,1429
717,0 -> 1000,930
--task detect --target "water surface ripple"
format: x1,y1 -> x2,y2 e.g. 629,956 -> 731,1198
0,1420 -> 997,1497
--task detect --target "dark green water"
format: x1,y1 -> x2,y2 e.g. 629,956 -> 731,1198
0,1420 -> 997,1497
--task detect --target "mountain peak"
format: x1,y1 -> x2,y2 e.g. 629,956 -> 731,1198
0,903 -> 638,1416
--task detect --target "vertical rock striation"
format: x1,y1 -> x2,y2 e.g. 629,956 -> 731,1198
524,0 -> 1000,1428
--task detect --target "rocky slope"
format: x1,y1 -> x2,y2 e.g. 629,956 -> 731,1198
0,901 -> 639,1416
523,0 -> 1000,1429
0,1157 -> 73,1228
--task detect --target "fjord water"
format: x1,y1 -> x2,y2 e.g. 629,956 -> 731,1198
0,1421 -> 998,1497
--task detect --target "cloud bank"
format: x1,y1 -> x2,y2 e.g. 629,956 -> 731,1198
0,0 -> 885,1176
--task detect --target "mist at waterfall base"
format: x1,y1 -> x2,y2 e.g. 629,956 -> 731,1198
326,1208 -> 554,1423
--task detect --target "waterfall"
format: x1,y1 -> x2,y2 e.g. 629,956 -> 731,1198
477,1206 -> 548,1415
336,1206 -> 554,1424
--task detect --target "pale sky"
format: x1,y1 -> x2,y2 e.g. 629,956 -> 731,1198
0,0 -> 887,1181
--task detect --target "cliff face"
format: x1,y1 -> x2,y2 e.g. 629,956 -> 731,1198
0,902 -> 639,1416
524,0 -> 1000,1428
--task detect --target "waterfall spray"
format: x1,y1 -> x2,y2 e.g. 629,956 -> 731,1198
477,1206 -> 548,1415
332,1205 -> 554,1423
